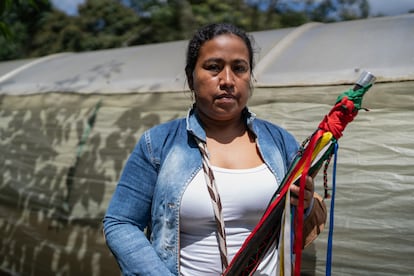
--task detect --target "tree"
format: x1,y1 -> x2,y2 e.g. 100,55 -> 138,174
0,0 -> 13,39
124,0 -> 282,43
29,10 -> 82,56
0,0 -> 371,61
0,0 -> 52,60
308,0 -> 370,22
76,0 -> 143,50
5,0 -> 146,59
127,0 -> 195,44
338,0 -> 370,20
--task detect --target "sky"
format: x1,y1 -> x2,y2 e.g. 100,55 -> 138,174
51,0 -> 414,17
50,0 -> 84,16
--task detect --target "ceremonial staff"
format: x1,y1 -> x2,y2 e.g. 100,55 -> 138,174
223,71 -> 376,276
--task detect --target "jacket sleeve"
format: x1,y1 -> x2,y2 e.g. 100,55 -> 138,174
103,134 -> 174,275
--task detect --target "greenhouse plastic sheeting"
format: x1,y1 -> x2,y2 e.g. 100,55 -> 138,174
0,14 -> 413,95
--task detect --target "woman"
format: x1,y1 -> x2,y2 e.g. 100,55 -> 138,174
103,23 -> 326,275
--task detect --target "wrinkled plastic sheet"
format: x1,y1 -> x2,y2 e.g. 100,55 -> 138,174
1,82 -> 413,275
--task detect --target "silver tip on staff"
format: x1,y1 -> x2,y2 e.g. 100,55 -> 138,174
354,71 -> 376,90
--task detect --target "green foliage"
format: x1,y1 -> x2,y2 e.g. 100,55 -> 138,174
76,0 -> 143,49
30,11 -> 82,56
0,0 -> 372,61
308,0 -> 370,22
0,23 -> 25,60
0,0 -> 12,39
0,21 -> 12,40
0,0 -> 52,59
280,11 -> 308,28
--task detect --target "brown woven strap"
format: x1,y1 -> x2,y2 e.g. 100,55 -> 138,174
195,136 -> 229,271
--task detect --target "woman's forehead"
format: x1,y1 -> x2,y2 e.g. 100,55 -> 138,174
198,34 -> 250,61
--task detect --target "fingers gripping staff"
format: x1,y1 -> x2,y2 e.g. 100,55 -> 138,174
223,71 -> 376,276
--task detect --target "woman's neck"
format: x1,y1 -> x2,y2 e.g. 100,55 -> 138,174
196,105 -> 247,130
198,114 -> 247,144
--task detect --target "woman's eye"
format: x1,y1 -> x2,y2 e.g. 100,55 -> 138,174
233,64 -> 248,73
205,64 -> 221,72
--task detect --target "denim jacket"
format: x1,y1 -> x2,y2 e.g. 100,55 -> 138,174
103,107 -> 299,275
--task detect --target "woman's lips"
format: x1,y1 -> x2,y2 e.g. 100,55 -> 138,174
215,93 -> 235,99
215,94 -> 236,105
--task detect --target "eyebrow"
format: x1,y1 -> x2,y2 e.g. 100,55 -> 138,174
203,57 -> 249,64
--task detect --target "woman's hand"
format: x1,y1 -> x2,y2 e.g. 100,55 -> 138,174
290,176 -> 314,210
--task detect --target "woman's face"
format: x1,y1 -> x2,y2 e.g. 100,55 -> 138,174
192,34 -> 252,123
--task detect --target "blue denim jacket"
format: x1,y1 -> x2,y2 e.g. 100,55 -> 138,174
103,107 -> 299,275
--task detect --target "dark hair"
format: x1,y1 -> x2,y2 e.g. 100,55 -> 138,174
185,23 -> 255,90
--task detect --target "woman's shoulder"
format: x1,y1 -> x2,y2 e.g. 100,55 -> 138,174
134,117 -> 187,156
138,117 -> 188,149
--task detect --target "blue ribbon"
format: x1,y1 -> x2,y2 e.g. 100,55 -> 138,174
326,142 -> 339,276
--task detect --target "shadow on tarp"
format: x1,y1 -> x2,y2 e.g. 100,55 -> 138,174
1,82 -> 413,275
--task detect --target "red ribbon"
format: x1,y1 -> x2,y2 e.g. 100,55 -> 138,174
318,96 -> 358,139
293,129 -> 323,275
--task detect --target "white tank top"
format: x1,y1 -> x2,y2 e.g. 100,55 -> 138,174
180,164 -> 279,275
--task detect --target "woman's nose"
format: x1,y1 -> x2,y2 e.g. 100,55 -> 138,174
219,67 -> 235,89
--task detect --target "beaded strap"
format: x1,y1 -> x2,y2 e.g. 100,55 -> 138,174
194,136 -> 229,272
